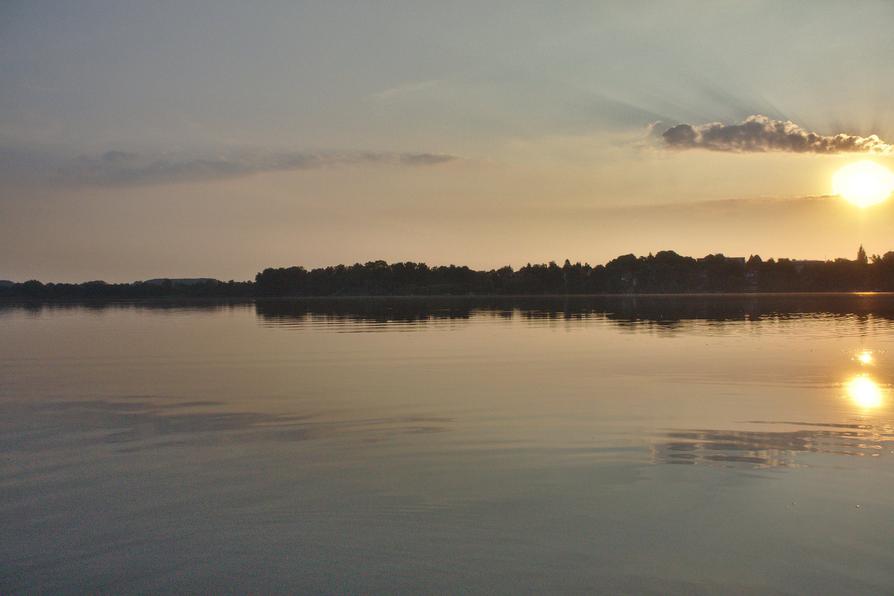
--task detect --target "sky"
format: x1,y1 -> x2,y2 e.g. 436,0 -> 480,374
3,0 -> 894,282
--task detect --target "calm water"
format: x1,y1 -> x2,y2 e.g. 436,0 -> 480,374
3,296 -> 894,594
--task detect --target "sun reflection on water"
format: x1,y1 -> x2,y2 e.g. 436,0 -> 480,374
845,374 -> 884,410
856,350 -> 874,366
655,345 -> 893,468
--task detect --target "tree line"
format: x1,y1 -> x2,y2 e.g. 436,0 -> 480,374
5,247 -> 894,299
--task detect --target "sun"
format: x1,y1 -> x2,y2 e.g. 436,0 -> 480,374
833,161 -> 894,208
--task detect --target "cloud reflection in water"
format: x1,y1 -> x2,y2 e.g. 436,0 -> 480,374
653,421 -> 894,468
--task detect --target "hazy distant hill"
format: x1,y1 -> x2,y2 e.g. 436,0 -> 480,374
0,280 -> 14,288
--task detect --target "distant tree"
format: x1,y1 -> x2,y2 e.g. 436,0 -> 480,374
857,245 -> 868,265
20,280 -> 46,298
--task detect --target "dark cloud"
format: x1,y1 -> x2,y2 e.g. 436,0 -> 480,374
662,115 -> 893,154
0,147 -> 459,187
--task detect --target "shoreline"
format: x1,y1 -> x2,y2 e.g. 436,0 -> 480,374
3,291 -> 894,304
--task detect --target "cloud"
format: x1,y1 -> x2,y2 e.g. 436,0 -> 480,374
395,153 -> 456,166
372,79 -> 443,101
0,147 -> 459,187
661,115 -> 893,154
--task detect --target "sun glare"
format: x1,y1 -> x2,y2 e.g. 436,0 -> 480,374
833,161 -> 894,208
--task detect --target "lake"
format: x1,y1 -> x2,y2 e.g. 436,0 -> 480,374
3,296 -> 894,594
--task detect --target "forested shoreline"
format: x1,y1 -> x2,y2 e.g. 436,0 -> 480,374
5,248 -> 894,299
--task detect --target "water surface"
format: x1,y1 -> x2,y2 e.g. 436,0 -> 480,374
3,296 -> 894,593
